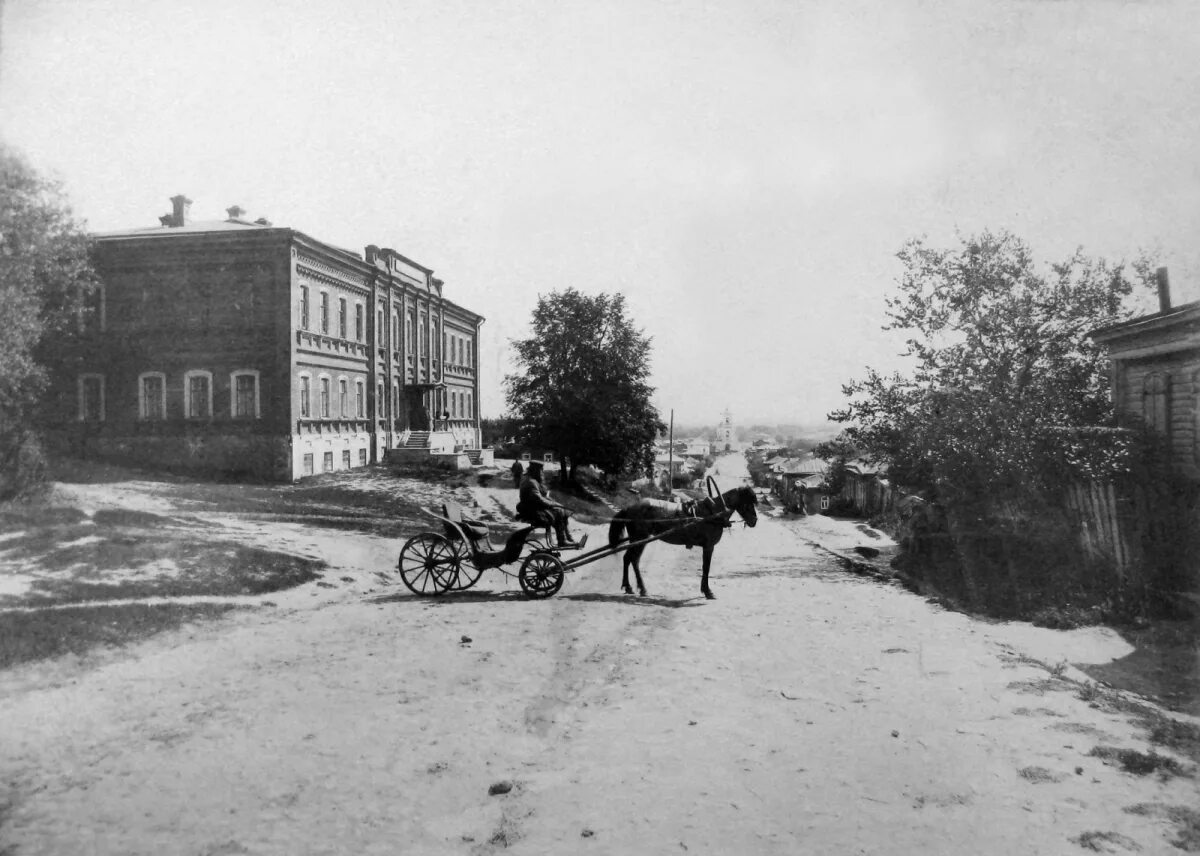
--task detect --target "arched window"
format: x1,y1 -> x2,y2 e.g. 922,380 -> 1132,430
138,372 -> 166,420
183,370 -> 213,419
78,374 -> 105,421
230,370 -> 260,419
299,373 -> 312,419
319,375 -> 331,419
338,376 -> 349,418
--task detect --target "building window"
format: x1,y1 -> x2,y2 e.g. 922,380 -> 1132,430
393,312 -> 401,351
323,451 -> 334,472
342,450 -> 351,470
300,374 -> 311,419
319,376 -> 331,419
444,332 -> 450,363
392,381 -> 400,420
303,453 -> 314,475
356,380 -> 365,418
320,291 -> 329,334
81,283 -> 105,334
338,377 -> 348,417
378,306 -> 385,346
78,374 -> 105,421
419,313 -> 427,356
466,341 -> 472,368
407,312 -> 416,354
300,286 -> 310,330
1143,373 -> 1170,437
820,495 -> 831,511
138,372 -> 166,420
355,303 -> 364,342
376,381 -> 384,420
183,370 -> 213,419
338,298 -> 347,339
231,370 -> 260,419
358,449 -> 367,467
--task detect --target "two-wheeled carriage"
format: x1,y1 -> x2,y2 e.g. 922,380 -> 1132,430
395,477 -> 755,600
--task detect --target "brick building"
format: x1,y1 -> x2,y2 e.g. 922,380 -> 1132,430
51,195 -> 484,480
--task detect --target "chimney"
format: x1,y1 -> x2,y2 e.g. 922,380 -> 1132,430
254,217 -> 272,227
226,205 -> 246,221
169,194 -> 192,227
1156,266 -> 1171,313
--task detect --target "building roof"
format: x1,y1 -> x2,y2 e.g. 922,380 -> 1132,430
1089,300 -> 1200,356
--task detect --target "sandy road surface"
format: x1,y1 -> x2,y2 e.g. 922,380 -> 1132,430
2,462 -> 1197,854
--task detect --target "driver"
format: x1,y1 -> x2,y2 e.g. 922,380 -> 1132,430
516,461 -> 579,548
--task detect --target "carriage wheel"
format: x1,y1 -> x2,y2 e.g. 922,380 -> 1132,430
445,539 -> 483,591
518,551 -> 565,599
397,533 -> 459,596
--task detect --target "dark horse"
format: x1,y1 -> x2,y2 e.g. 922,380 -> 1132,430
607,485 -> 758,600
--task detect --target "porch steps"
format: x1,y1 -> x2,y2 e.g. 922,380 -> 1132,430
405,431 -> 430,449
466,449 -> 483,465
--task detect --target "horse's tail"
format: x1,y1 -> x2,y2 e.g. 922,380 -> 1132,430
608,516 -> 628,548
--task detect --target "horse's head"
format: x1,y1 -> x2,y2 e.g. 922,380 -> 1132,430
733,486 -> 758,528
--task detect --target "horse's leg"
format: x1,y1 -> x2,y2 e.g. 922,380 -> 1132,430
700,543 -> 715,599
622,544 -> 647,596
621,548 -> 634,594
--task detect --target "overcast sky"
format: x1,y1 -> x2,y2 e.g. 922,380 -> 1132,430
3,0 -> 1198,429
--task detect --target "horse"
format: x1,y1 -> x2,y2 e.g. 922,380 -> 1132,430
607,484 -> 758,600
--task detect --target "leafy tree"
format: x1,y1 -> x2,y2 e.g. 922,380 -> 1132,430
505,289 -> 665,482
812,433 -> 857,495
830,230 -> 1153,504
0,145 -> 97,499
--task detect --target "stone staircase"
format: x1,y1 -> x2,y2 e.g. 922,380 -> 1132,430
404,431 -> 430,449
466,449 -> 483,465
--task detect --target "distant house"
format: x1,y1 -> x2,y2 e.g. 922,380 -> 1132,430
1090,270 -> 1200,481
841,459 -> 894,517
777,454 -> 831,513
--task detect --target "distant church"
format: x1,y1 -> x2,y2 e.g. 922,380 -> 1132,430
718,408 -> 734,451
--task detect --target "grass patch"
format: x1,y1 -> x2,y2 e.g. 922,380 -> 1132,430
3,534 -> 325,605
1125,803 -> 1200,852
1088,745 -> 1191,778
0,602 -> 249,669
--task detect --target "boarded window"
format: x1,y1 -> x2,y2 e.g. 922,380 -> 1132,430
1143,372 -> 1169,436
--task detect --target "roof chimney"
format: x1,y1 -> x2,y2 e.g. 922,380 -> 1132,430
1156,267 -> 1171,313
169,194 -> 192,227
226,205 -> 246,221
254,217 -> 272,227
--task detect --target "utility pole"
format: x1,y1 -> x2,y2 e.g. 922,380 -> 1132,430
667,409 -> 674,498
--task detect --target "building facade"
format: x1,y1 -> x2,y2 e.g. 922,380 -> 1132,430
51,196 -> 484,481
1090,269 -> 1200,482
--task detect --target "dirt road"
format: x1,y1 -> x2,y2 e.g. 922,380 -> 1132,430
1,461 -> 1197,854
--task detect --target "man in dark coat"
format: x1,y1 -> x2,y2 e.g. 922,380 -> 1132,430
516,461 -> 578,547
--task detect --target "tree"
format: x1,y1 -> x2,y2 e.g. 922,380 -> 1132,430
0,145 -> 97,498
830,230 -> 1153,504
505,290 -> 665,482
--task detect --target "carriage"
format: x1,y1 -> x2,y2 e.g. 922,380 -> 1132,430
395,477 -> 758,600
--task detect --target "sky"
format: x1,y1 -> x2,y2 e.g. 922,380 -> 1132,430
3,0 -> 1198,430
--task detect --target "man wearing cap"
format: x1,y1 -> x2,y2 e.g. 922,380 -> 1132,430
516,461 -> 579,547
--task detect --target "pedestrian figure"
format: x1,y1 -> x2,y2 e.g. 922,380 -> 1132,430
511,459 -> 524,483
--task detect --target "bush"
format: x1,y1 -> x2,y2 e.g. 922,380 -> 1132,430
0,429 -> 48,501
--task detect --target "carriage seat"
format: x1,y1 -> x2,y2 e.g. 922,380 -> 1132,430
442,500 -> 491,544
